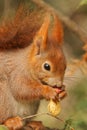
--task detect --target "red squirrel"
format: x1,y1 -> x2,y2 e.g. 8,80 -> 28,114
0,6 -> 66,129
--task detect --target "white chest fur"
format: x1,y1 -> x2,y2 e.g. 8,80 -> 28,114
13,100 -> 40,118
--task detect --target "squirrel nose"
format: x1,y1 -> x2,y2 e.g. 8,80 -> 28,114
56,76 -> 65,87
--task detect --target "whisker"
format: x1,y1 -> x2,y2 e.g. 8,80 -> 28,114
63,78 -> 80,85
63,76 -> 81,84
64,76 -> 80,80
64,78 -> 75,81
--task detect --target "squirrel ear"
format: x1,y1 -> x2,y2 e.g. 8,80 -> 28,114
33,14 -> 50,54
50,13 -> 64,45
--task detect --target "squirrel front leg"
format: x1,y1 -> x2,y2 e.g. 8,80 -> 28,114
4,77 -> 58,130
4,83 -> 57,130
10,76 -> 59,101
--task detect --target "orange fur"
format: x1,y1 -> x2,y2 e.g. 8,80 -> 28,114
0,7 -> 43,49
0,7 -> 63,49
0,6 -> 66,130
50,13 -> 64,44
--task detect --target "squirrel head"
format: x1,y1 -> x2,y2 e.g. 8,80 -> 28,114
28,14 -> 66,88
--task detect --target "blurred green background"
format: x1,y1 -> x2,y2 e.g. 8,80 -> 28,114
0,0 -> 87,130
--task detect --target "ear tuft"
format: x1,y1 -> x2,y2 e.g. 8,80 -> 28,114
50,13 -> 64,45
33,14 -> 50,50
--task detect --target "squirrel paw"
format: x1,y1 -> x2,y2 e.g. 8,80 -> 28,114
43,86 -> 59,100
4,116 -> 23,130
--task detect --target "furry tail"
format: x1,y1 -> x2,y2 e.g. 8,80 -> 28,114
0,5 -> 44,49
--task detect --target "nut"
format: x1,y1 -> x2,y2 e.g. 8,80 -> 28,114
48,99 -> 61,116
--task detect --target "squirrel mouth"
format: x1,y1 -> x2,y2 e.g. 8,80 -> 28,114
41,80 -> 65,91
41,80 -> 67,100
53,85 -> 65,91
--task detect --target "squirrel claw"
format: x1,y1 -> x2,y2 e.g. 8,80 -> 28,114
4,116 -> 23,130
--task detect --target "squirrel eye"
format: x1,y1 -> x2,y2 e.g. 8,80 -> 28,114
44,63 -> 51,71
